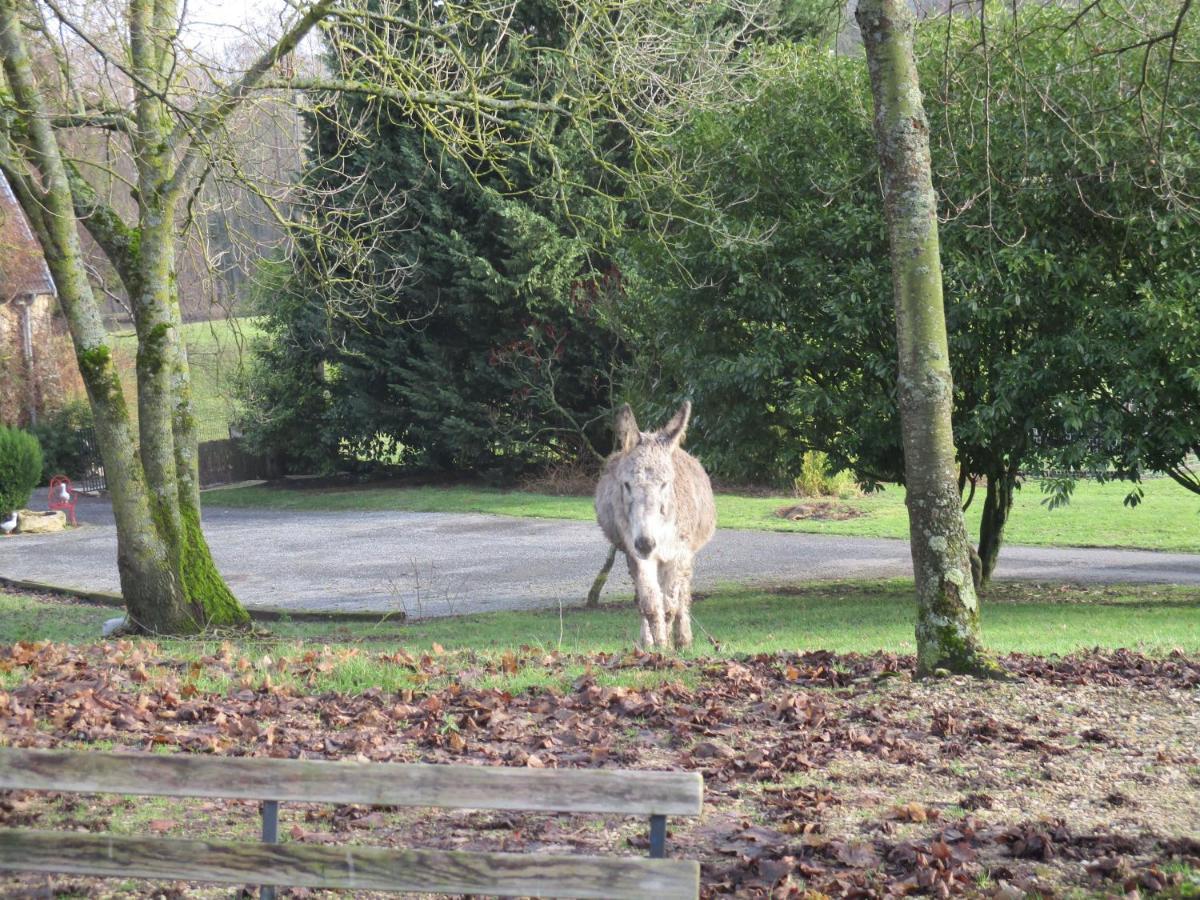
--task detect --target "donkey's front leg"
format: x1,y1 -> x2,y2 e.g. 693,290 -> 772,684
673,583 -> 694,650
662,558 -> 694,650
658,560 -> 679,641
630,557 -> 669,648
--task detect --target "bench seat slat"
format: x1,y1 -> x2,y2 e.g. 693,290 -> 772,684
0,829 -> 701,900
0,749 -> 703,816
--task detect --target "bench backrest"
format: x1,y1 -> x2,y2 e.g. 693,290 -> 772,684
0,748 -> 702,899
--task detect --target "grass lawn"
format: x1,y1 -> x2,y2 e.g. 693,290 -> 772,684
206,474 -> 1200,553
3,581 -> 1198,899
111,317 -> 262,443
5,580 -> 1197,695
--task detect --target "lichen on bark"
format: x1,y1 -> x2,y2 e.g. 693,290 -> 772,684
76,345 -> 119,402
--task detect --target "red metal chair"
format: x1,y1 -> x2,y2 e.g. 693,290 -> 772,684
48,475 -> 77,526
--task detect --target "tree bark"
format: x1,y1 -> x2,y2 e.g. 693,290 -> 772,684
856,0 -> 995,676
976,469 -> 1017,586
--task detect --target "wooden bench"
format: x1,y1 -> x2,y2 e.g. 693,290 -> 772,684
0,748 -> 702,898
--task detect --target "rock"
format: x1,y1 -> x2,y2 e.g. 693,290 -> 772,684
16,509 -> 66,534
102,616 -> 129,637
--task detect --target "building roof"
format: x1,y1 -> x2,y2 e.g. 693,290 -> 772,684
0,171 -> 57,302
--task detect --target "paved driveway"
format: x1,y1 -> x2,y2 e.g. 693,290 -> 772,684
1,497 -> 1197,617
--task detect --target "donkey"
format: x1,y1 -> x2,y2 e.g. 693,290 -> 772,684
595,402 -> 716,649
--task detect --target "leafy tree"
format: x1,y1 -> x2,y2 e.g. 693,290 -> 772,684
237,259 -> 342,475
628,7 -> 1200,595
621,45 -> 894,487
931,2 -> 1200,570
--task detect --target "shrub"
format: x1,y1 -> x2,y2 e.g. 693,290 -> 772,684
794,451 -> 861,500
0,425 -> 44,514
29,399 -> 94,483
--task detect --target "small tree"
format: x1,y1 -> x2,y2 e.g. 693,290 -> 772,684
0,425 -> 43,515
855,0 -> 993,675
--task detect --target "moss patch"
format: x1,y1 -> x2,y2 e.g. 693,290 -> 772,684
76,344 -> 121,404
179,504 -> 249,628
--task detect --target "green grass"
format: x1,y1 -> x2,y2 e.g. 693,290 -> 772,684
111,317 -> 262,443
4,581 -> 1198,691
0,593 -> 126,644
205,475 -> 1199,553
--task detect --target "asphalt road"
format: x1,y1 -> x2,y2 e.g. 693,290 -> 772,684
1,496 -> 1197,617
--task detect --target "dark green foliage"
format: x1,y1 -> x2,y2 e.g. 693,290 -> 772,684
776,0 -> 843,43
628,11 -> 1200,570
29,400 -> 94,483
624,45 -> 895,486
240,7 -> 623,477
0,424 -> 43,514
237,259 -> 343,475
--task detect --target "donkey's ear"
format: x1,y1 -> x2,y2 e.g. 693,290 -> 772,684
613,403 -> 640,453
661,401 -> 691,448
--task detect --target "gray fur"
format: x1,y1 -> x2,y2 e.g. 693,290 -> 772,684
595,401 -> 716,649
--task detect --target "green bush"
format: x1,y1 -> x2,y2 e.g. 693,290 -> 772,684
29,399 -> 94,483
794,451 -> 861,500
0,425 -> 44,514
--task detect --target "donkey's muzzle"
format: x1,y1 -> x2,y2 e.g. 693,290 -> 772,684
634,536 -> 656,557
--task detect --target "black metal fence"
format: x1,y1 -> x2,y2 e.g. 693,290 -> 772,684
197,438 -> 276,486
71,429 -> 107,493
60,430 -> 273,493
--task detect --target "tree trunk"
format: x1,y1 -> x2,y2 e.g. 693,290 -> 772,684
976,469 -> 1017,586
0,0 -> 248,633
120,3 -> 249,630
123,222 -> 248,632
856,0 -> 995,677
587,545 -> 618,608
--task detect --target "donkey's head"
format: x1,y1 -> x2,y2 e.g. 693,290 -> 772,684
612,401 -> 691,560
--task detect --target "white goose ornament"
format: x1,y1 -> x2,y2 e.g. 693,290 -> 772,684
1,512 -> 16,535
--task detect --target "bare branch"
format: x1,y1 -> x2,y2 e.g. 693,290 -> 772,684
165,0 -> 337,198
256,75 -> 570,116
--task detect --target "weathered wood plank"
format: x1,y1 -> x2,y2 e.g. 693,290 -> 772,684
0,830 -> 701,900
0,749 -> 703,816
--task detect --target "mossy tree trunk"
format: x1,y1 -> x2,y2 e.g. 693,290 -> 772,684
855,0 -> 994,676
0,0 -> 255,632
0,0 -> 193,629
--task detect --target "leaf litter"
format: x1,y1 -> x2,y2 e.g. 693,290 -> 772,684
0,641 -> 1197,897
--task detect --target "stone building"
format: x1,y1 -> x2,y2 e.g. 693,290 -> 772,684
0,172 -> 60,427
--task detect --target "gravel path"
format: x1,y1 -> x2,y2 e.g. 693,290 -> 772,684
1,497 -> 1197,617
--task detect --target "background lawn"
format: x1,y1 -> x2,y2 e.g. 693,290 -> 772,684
4,580 -> 1197,695
111,317 -> 261,442
206,475 -> 1200,553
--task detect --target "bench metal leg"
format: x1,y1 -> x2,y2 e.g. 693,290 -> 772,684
261,800 -> 279,900
648,814 -> 667,859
